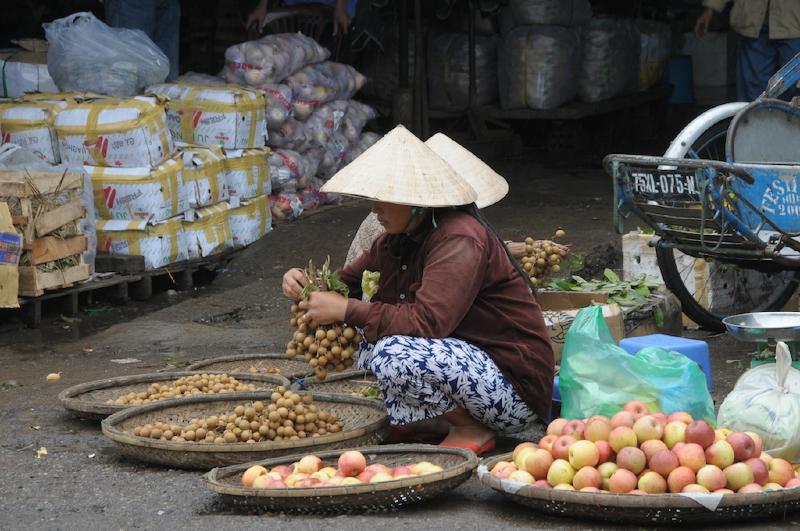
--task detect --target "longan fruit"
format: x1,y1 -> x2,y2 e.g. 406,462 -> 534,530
234,405 -> 245,416
139,426 -> 152,438
224,432 -> 237,443
343,327 -> 355,340
326,329 -> 337,342
258,425 -> 269,436
163,430 -> 174,440
240,430 -> 252,441
315,329 -> 326,340
196,428 -> 208,440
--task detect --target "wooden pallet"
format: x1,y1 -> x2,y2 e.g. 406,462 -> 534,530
16,273 -> 139,327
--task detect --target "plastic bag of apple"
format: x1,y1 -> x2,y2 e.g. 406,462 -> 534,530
490,400 -> 800,495
240,450 -> 443,489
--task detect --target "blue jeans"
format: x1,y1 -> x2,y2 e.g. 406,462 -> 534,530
105,0 -> 180,81
737,26 -> 800,101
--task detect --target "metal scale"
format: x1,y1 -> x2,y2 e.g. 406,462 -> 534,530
722,312 -> 800,368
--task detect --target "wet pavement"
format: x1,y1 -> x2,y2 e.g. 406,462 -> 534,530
0,147 -> 795,530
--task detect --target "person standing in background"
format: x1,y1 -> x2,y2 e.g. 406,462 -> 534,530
105,0 -> 181,81
695,0 -> 800,101
246,0 -> 356,36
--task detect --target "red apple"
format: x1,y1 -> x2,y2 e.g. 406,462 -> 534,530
628,489 -> 648,495
523,449 -> 554,480
616,447 -> 646,475
595,440 -> 614,463
584,417 -> 613,442
610,410 -> 636,428
608,426 -> 637,453
696,465 -> 727,491
704,440 -> 735,469
608,468 -> 638,493
561,419 -> 586,439
633,415 -> 664,443
648,449 -> 679,478
737,483 -> 763,493
546,459 -> 575,486
785,478 -> 800,489
685,420 -> 715,449
512,442 -> 538,462
671,442 -> 686,455
714,488 -> 735,494
676,443 -> 706,472
546,418 -> 568,436
270,465 -> 294,479
337,450 -> 366,477
537,435 -> 558,454
490,461 -> 517,479
638,471 -> 668,494
724,462 -> 754,491
532,479 -> 551,489
768,458 -> 795,486
726,432 -> 756,462
745,457 -> 769,485
667,466 -> 696,493
297,455 -> 323,474
552,435 -> 576,460
682,483 -> 710,493
744,432 -> 764,456
640,439 -> 668,461
623,400 -> 650,419
663,421 -> 687,449
572,466 -> 602,490
568,440 -> 599,469
667,411 -> 693,424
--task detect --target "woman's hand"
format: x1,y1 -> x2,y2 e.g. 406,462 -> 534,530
333,0 -> 351,35
694,7 -> 714,38
282,268 -> 307,301
299,291 -> 349,328
246,0 -> 268,31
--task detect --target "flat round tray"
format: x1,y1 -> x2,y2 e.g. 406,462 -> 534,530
723,312 -> 800,342
186,353 -> 312,380
101,391 -> 389,470
59,371 -> 289,421
296,370 -> 381,398
205,444 -> 478,514
479,453 -> 800,525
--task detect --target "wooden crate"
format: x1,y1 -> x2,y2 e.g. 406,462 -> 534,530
18,261 -> 90,297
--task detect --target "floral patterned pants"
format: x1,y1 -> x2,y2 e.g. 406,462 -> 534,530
357,335 -> 534,433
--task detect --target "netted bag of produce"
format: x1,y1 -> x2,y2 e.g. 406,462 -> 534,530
717,343 -> 800,462
0,101 -> 64,164
427,33 -> 498,109
96,216 -> 188,270
559,306 -> 716,422
499,26 -> 581,110
341,101 -> 377,145
228,194 -> 271,248
43,12 -> 169,98
175,72 -> 226,86
222,33 -> 330,87
303,100 -> 349,147
147,82 -> 267,149
316,132 -> 350,180
183,201 -> 232,257
578,19 -> 641,103
179,146 -> 229,208
88,156 -> 188,222
270,190 -> 303,222
501,0 -> 591,27
285,62 -> 367,120
223,147 -> 270,199
54,96 -> 174,167
267,117 -> 310,151
257,83 -> 294,131
268,148 -> 321,192
343,132 -> 381,165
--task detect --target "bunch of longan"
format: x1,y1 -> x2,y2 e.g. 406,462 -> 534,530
286,304 -> 361,381
131,387 -> 344,443
520,229 -> 569,288
107,374 -> 259,405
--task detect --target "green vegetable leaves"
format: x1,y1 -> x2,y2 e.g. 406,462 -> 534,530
550,269 -> 659,308
300,257 -> 349,300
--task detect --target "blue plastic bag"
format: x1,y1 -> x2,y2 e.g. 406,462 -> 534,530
559,306 -> 715,423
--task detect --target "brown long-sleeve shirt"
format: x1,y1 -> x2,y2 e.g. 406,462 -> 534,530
340,209 -> 555,422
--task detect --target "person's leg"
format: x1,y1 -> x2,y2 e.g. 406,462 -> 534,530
774,37 -> 800,100
104,0 -> 157,41
364,335 -> 533,448
737,27 -> 778,101
155,0 -> 181,80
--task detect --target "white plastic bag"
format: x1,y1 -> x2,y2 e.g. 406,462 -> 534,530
222,33 -> 329,86
579,19 -> 641,103
427,33 -> 498,109
285,62 -> 366,120
43,12 -> 169,98
717,342 -> 800,463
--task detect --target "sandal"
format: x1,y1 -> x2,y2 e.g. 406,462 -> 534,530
385,425 -> 447,444
439,438 -> 496,456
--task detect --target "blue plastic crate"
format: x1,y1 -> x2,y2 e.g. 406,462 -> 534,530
620,334 -> 712,391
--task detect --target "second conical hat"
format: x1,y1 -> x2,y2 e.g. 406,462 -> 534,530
321,125 -> 478,207
424,133 -> 508,208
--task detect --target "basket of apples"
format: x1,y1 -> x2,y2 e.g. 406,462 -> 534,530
204,444 -> 479,513
478,401 -> 800,524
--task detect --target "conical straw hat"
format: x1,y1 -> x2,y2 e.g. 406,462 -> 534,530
320,125 -> 478,207
424,133 -> 508,208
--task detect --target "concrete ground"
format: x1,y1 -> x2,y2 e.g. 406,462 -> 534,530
1,118 -> 796,530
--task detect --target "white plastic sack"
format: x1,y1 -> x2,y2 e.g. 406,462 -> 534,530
717,343 -> 800,463
427,33 -> 498,109
500,0 -> 591,29
223,147 -> 271,199
0,102 -> 64,164
499,26 -> 581,110
43,12 -> 169,98
579,19 -> 641,103
97,217 -> 188,270
179,146 -> 228,209
258,83 -> 294,131
222,33 -> 329,86
228,194 -> 271,248
343,131 -> 381,165
268,148 -> 321,192
0,40 -> 59,98
285,62 -> 366,120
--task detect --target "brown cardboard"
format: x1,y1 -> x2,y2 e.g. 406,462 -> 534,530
538,290 -> 624,363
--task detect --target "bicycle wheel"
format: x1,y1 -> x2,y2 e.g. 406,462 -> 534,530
656,113 -> 800,330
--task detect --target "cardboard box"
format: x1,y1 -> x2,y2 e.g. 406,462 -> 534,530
96,217 -> 188,270
228,194 -> 271,248
0,39 -> 58,98
538,291 -> 625,363
183,201 -> 231,258
0,101 -> 64,164
180,147 -> 228,209
223,147 -> 271,199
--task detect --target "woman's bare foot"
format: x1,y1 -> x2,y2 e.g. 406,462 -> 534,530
440,407 -> 495,448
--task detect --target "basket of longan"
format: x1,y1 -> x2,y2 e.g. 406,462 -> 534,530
59,371 -> 290,421
186,353 -> 312,380
204,444 -> 479,514
101,388 -> 390,469
295,369 -> 382,400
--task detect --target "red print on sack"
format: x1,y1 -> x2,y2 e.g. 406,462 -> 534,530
84,136 -> 109,157
104,238 -> 112,253
1,132 -> 10,144
192,112 -> 203,128
103,186 -> 117,209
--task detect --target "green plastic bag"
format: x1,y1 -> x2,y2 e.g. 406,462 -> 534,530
559,306 -> 715,423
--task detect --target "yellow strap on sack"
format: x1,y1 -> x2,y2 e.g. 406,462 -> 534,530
85,105 -> 109,166
55,98 -> 157,135
178,87 -> 200,143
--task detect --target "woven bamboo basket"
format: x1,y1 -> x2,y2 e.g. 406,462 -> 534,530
101,392 -> 389,470
59,371 -> 289,421
205,444 -> 478,513
186,353 -> 312,380
295,370 -> 381,399
479,453 -> 800,525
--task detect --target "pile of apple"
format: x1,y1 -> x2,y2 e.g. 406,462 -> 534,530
241,450 -> 444,489
491,401 -> 800,495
